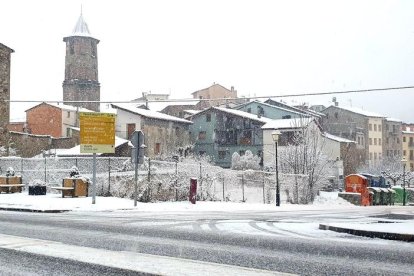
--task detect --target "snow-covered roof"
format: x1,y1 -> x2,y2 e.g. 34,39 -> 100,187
323,132 -> 355,143
402,130 -> 414,135
261,117 -> 314,130
213,107 -> 274,124
111,103 -> 192,124
183,110 -> 199,115
236,100 -> 311,117
25,102 -> 95,113
332,105 -> 384,118
53,136 -> 131,156
70,14 -> 93,38
134,100 -> 199,112
386,117 -> 402,122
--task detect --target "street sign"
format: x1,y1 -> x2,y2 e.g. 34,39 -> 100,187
131,130 -> 145,164
79,112 -> 116,153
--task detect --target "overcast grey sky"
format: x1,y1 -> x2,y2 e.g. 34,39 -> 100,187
2,0 -> 414,122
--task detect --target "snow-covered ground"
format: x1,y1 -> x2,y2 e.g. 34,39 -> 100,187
0,191 -> 355,212
0,191 -> 413,237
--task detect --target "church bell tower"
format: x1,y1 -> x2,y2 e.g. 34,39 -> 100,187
63,13 -> 100,112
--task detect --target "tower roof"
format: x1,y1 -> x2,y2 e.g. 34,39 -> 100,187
70,13 -> 94,38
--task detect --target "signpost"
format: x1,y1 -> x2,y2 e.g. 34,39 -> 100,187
131,130 -> 146,206
80,112 -> 116,204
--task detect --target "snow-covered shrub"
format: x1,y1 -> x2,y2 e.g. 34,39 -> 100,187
6,167 -> 15,176
231,150 -> 261,170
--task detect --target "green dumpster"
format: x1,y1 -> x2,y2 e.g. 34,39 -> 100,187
392,187 -> 408,205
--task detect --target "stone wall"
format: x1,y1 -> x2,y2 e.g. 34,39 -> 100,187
8,132 -> 77,158
0,43 -> 13,134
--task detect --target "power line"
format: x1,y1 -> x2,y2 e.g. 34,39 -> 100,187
6,85 -> 414,104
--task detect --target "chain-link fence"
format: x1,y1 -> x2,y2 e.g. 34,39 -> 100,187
0,157 -> 312,204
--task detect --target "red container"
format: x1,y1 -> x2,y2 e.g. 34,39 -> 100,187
345,174 -> 371,206
189,178 -> 197,204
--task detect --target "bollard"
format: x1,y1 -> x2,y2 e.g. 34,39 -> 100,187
189,178 -> 197,204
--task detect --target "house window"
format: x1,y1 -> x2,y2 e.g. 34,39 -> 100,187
155,143 -> 161,155
403,136 -> 406,142
66,128 -> 71,137
206,113 -> 211,122
379,153 -> 382,160
374,153 -> 377,160
379,138 -> 381,145
198,131 -> 206,140
369,153 -> 373,160
374,138 -> 377,145
67,111 -> 70,118
410,150 -> 414,161
369,138 -> 372,145
397,138 -> 400,144
369,124 -> 372,131
410,137 -> 414,145
378,125 -> 382,131
403,150 -> 406,156
357,137 -> 361,144
218,150 -> 226,160
374,124 -> 377,131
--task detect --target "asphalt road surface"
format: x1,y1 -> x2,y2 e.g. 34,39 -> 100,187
0,206 -> 413,275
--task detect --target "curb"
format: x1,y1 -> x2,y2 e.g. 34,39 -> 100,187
319,224 -> 414,242
0,207 -> 69,213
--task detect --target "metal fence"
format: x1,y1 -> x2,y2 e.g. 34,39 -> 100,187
0,157 -> 311,204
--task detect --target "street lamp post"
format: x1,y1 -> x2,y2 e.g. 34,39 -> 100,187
272,130 -> 281,206
401,157 -> 407,206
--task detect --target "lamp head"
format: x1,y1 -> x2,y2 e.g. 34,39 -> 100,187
272,130 -> 281,142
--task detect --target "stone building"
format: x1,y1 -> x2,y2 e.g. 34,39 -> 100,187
63,13 -> 100,112
111,103 -> 192,158
402,123 -> 414,171
321,105 -> 385,167
383,118 -> 403,160
0,43 -> 14,131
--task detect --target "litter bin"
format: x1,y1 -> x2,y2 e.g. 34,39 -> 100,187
29,185 -> 46,195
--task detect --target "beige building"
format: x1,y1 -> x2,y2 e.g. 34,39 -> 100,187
368,117 -> 384,165
402,130 -> 414,171
192,83 -> 242,109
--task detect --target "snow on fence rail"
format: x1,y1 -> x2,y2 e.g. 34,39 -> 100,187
0,157 -> 310,204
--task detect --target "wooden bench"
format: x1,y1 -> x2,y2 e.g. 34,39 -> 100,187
0,176 -> 24,193
51,178 -> 89,198
0,184 -> 25,193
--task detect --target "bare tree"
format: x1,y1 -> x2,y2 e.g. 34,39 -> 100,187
278,119 -> 334,204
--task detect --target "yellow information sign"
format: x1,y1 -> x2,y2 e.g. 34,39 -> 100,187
79,112 -> 116,153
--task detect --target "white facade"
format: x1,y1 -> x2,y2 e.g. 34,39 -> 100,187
114,108 -> 143,139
